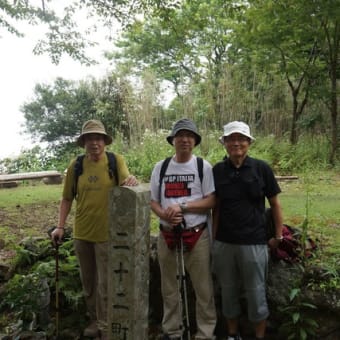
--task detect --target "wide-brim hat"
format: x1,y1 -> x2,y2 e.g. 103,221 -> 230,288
219,121 -> 255,144
76,119 -> 113,147
166,118 -> 201,146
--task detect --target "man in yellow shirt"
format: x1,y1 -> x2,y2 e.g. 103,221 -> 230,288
51,120 -> 137,340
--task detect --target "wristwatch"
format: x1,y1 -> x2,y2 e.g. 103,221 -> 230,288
179,202 -> 188,213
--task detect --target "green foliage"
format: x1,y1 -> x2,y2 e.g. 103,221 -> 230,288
240,0 -> 337,148
276,171 -> 318,340
20,76 -> 134,148
250,134 -> 331,174
12,245 -> 39,269
115,0 -> 247,126
278,288 -> 318,340
11,238 -> 54,271
307,257 -> 340,293
0,1 -> 96,64
50,240 -> 84,310
124,130 -> 173,182
0,145 -> 66,174
0,1 -> 52,37
0,272 -> 50,331
197,131 -> 225,165
0,129 -> 339,180
108,129 -> 338,182
0,238 -> 84,334
2,0 -> 339,164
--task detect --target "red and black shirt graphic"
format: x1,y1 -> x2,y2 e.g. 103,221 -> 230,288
164,173 -> 195,198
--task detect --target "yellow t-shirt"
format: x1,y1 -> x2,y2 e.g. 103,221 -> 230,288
63,153 -> 130,242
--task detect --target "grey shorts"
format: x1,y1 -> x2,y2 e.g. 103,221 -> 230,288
212,241 -> 269,322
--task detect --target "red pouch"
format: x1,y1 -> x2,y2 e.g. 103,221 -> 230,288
161,230 -> 177,250
181,229 -> 204,251
161,229 -> 203,252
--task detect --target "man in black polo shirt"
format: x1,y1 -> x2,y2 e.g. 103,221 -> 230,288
212,121 -> 284,340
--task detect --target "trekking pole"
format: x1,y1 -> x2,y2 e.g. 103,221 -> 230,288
55,242 -> 60,338
174,223 -> 191,340
175,239 -> 184,338
179,236 -> 191,340
47,227 -> 62,339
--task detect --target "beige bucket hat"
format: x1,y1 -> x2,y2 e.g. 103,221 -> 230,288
76,120 -> 113,147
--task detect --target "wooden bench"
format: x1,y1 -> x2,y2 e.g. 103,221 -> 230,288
0,181 -> 18,188
275,175 -> 299,181
0,170 -> 63,186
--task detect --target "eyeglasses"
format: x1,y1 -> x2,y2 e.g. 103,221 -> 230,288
224,135 -> 249,143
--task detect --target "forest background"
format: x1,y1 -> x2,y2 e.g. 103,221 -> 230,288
0,0 -> 339,176
0,1 -> 339,338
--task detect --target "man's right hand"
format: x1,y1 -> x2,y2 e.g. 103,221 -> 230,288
50,227 -> 65,246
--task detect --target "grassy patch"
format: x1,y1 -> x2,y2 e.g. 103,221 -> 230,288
279,171 -> 340,259
0,182 -> 62,208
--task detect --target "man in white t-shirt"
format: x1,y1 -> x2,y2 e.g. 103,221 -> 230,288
150,118 -> 216,340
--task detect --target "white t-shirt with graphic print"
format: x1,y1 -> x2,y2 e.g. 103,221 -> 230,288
150,155 -> 215,228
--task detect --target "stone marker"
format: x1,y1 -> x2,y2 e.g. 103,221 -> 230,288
108,184 -> 150,340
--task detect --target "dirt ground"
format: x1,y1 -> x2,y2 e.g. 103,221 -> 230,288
0,202 -> 61,264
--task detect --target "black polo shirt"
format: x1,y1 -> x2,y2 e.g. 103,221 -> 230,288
213,156 -> 281,245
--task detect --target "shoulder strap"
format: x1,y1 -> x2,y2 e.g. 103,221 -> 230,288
72,154 -> 85,198
158,157 -> 172,200
159,157 -> 172,187
196,157 -> 204,183
106,151 -> 118,184
158,156 -> 204,202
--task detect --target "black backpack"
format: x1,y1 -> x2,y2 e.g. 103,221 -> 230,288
158,156 -> 204,200
72,151 -> 118,198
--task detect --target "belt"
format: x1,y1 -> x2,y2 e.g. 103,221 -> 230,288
160,222 -> 207,233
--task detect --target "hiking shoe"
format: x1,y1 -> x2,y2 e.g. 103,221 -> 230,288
84,321 -> 99,337
227,335 -> 242,340
160,334 -> 181,340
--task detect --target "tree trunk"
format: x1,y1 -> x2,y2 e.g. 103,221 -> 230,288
329,72 -> 338,165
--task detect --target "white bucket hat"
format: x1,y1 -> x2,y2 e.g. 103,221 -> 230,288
219,121 -> 255,144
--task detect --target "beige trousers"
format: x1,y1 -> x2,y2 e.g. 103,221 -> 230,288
158,228 -> 216,339
74,239 -> 109,333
